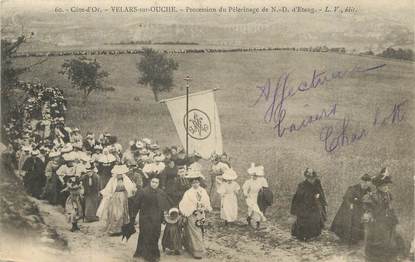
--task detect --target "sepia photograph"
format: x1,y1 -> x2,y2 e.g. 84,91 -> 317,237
0,0 -> 414,261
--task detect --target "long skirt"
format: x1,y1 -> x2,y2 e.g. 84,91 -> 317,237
162,223 -> 182,251
246,196 -> 266,223
84,192 -> 99,222
209,176 -> 221,210
99,173 -> 112,191
135,216 -> 162,262
65,195 -> 82,224
220,193 -> 238,222
183,215 -> 205,258
100,191 -> 130,235
291,211 -> 324,241
24,172 -> 46,199
365,219 -> 405,262
43,173 -> 64,205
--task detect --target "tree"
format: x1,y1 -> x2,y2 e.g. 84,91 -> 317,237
1,33 -> 47,123
136,48 -> 179,101
60,56 -> 109,101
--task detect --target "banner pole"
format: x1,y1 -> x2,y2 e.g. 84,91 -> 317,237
184,75 -> 192,167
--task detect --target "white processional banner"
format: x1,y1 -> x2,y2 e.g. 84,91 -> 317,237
164,90 -> 223,159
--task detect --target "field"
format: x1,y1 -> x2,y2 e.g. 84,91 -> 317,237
15,50 -> 414,242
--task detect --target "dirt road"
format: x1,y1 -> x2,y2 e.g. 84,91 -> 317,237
11,198 -> 368,262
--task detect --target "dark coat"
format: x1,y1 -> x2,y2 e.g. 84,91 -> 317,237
330,184 -> 370,244
257,187 -> 274,214
22,156 -> 46,199
290,179 -> 327,241
43,162 -> 63,205
364,190 -> 405,262
163,165 -> 182,206
96,161 -> 115,190
131,186 -> 171,262
81,173 -> 100,222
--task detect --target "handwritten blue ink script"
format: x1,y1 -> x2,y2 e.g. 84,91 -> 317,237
253,63 -> 408,153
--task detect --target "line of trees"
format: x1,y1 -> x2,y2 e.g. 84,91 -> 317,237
377,48 -> 414,61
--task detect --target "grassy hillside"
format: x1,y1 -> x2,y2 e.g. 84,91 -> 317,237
15,50 -> 414,242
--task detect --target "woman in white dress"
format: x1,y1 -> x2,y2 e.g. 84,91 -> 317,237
242,163 -> 268,229
216,168 -> 240,225
179,170 -> 212,259
96,165 -> 136,236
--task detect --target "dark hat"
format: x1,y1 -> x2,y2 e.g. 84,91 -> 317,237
360,174 -> 372,181
304,168 -> 317,179
372,174 -> 392,187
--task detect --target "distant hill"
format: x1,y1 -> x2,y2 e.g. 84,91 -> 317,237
1,5 -> 413,53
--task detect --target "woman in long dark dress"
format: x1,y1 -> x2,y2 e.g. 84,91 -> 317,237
42,150 -> 63,204
363,168 -> 405,262
290,168 -> 328,241
163,160 -> 181,206
330,174 -> 372,245
96,148 -> 116,190
130,177 -> 171,262
81,163 -> 100,222
22,150 -> 46,199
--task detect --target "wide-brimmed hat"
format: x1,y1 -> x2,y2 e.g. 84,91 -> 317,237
360,173 -> 372,182
31,149 -> 40,156
185,169 -> 205,180
149,143 -> 160,150
142,138 -> 151,145
77,152 -> 90,162
111,165 -> 129,175
72,142 -> 83,150
61,143 -> 73,153
372,168 -> 392,187
222,169 -> 238,180
165,208 -> 180,224
94,144 -> 103,150
140,148 -> 150,155
247,163 -> 256,175
193,151 -> 202,159
49,150 -> 61,158
22,145 -> 32,152
62,152 -> 76,162
135,141 -> 144,149
98,153 -> 116,163
154,154 -> 165,162
254,166 -> 265,177
72,127 -> 80,132
372,175 -> 392,187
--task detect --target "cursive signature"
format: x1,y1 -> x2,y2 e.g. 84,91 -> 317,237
320,101 -> 407,153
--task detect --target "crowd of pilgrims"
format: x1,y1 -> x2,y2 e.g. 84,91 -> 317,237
2,82 -> 412,262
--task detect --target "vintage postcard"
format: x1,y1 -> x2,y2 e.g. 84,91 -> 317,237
0,0 -> 414,261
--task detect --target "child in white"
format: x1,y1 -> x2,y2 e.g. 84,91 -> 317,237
216,168 -> 240,224
242,163 -> 268,228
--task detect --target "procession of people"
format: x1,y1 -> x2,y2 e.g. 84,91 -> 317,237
1,81 -> 409,262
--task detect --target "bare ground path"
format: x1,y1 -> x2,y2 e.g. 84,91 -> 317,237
28,198 -> 369,262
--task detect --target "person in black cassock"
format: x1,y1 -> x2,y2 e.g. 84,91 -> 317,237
130,177 -> 171,262
22,149 -> 46,199
330,174 -> 372,245
363,167 -> 405,262
290,168 -> 328,241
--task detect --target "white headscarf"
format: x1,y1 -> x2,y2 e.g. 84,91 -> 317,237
100,173 -> 136,198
